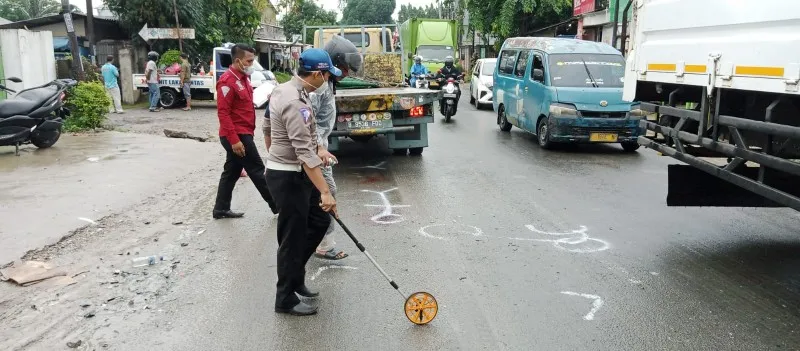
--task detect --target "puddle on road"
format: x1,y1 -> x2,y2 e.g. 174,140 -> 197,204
0,133 -> 149,172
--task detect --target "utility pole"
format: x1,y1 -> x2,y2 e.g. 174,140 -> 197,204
85,0 -> 95,64
172,0 -> 183,52
61,0 -> 84,80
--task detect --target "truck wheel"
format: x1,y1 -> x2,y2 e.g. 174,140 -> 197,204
31,128 -> 61,149
537,117 -> 553,149
621,142 -> 640,152
159,88 -> 178,109
392,148 -> 407,156
409,147 -> 423,156
498,105 -> 512,132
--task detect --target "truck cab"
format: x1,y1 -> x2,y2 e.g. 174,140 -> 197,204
493,37 -> 644,151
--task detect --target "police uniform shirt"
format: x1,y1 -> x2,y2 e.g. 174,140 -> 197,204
264,77 -> 324,169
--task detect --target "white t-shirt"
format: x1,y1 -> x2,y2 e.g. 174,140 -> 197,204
146,60 -> 158,84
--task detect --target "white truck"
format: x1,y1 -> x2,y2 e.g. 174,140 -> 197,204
133,44 -> 277,109
624,0 -> 800,211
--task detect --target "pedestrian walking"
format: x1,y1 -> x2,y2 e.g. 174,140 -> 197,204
101,55 -> 124,114
212,43 -> 278,219
308,35 -> 363,261
263,48 -> 340,316
145,51 -> 162,112
179,53 -> 192,111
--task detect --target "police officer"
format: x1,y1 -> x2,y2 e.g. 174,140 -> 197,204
264,48 -> 340,316
212,43 -> 277,219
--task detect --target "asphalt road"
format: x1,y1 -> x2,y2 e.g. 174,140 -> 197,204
153,96 -> 800,351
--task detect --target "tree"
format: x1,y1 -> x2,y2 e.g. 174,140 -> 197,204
397,3 -> 439,23
340,0 -> 395,25
0,0 -> 61,22
279,0 -> 337,44
466,0 -> 571,44
104,0 -> 262,59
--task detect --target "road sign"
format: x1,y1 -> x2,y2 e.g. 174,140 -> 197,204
138,24 -> 196,41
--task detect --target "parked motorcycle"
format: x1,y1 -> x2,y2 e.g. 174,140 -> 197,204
0,77 -> 78,156
439,74 -> 464,122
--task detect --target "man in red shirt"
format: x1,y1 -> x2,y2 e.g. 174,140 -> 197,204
213,43 -> 277,219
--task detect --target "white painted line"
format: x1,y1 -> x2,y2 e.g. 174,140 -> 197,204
78,217 -> 97,225
362,188 -> 408,224
561,291 -> 604,321
511,225 -> 610,253
310,265 -> 358,281
419,223 -> 484,241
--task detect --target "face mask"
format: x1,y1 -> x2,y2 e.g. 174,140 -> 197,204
238,60 -> 255,76
297,71 -> 328,91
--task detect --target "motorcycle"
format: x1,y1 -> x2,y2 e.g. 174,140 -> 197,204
0,77 -> 78,156
438,74 -> 464,122
410,73 -> 431,89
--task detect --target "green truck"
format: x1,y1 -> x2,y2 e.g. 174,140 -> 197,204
399,18 -> 459,88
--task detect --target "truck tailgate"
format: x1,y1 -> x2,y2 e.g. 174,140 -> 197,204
334,88 -> 441,113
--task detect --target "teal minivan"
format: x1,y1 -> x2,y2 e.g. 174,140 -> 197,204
492,37 -> 646,151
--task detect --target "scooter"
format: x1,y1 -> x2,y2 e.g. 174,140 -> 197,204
439,74 -> 463,122
0,77 -> 78,156
411,73 -> 431,89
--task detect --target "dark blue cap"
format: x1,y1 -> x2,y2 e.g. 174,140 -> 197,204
299,48 -> 342,77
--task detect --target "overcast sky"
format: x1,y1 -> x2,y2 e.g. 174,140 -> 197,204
70,0 -> 439,19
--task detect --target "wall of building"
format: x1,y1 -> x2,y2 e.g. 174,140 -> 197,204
0,29 -> 57,93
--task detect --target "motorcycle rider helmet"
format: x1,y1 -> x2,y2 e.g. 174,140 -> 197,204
444,56 -> 454,68
147,51 -> 159,62
323,35 -> 363,74
414,56 -> 422,64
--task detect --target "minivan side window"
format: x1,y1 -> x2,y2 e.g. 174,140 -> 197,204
531,53 -> 545,83
514,51 -> 530,78
498,50 -> 518,75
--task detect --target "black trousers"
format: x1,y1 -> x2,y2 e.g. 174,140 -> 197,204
266,169 -> 331,308
213,134 -> 276,212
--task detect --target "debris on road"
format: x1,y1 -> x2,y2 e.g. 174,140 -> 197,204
0,261 -> 75,287
163,129 -> 208,142
66,340 -> 82,348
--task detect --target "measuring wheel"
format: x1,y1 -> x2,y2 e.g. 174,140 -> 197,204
404,291 -> 438,325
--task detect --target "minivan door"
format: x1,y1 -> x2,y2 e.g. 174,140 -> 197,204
521,52 -> 548,132
496,49 -> 519,124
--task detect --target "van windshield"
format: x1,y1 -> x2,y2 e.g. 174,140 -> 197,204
416,45 -> 453,62
548,54 -> 625,88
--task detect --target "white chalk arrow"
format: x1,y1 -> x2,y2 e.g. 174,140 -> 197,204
561,291 -> 604,321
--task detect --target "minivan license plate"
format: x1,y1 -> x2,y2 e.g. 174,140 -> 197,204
589,132 -> 618,142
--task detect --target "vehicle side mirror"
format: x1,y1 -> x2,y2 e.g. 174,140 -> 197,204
7,77 -> 21,83
533,69 -> 544,82
407,53 -> 413,59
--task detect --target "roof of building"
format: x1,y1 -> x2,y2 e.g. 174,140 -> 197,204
0,17 -> 11,25
501,37 -> 620,55
0,13 -> 117,30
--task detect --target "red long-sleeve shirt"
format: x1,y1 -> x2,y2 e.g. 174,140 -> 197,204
216,69 -> 255,145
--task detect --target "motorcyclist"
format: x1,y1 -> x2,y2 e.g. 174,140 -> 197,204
409,55 -> 429,87
435,55 -> 463,114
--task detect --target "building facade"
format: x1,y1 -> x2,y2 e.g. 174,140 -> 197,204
574,0 -> 631,50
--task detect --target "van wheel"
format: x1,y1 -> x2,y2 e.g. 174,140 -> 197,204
409,147 -> 423,156
537,117 -> 553,149
159,89 -> 178,109
498,105 -> 512,132
469,93 -> 475,105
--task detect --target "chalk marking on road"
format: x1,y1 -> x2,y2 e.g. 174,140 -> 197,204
352,161 -> 387,170
362,188 -> 409,224
87,157 -> 100,162
78,217 -> 97,225
419,223 -> 484,241
509,225 -> 610,253
560,291 -> 604,321
310,265 -> 359,281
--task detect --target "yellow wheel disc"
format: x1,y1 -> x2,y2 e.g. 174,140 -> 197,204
404,291 -> 438,325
